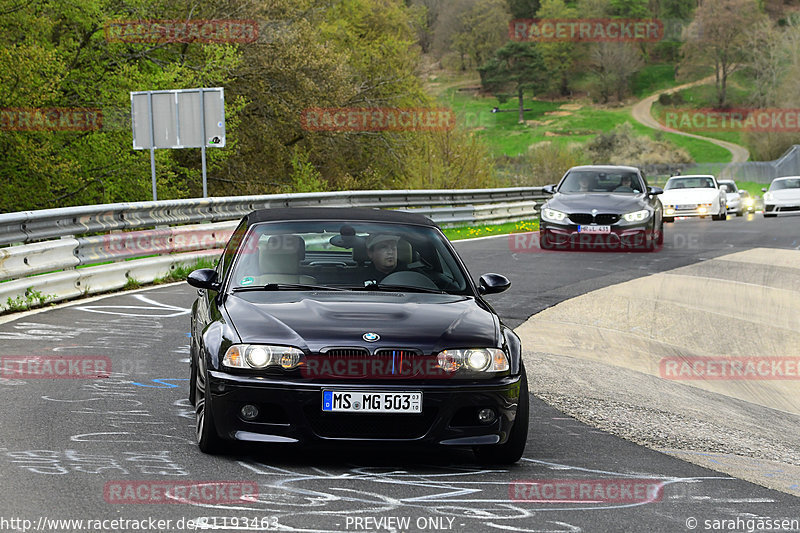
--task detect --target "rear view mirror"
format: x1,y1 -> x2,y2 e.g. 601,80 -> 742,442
542,184 -> 556,194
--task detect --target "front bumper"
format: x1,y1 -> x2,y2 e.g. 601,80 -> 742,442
663,204 -> 721,217
206,371 -> 523,446
726,198 -> 741,211
764,202 -> 800,214
540,222 -> 653,249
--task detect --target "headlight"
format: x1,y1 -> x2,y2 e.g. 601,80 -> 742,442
764,192 -> 773,201
541,208 -> 567,222
223,344 -> 303,370
436,348 -> 509,373
622,209 -> 650,222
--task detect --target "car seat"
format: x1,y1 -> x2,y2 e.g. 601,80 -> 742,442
257,235 -> 316,284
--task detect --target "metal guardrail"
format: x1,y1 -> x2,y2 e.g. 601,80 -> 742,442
0,188 -> 545,312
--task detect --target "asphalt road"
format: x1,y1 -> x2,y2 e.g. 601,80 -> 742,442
0,213 -> 798,533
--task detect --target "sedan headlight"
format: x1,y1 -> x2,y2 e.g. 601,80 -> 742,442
223,344 -> 303,370
764,192 -> 774,201
541,208 -> 567,222
622,209 -> 650,222
436,348 -> 509,373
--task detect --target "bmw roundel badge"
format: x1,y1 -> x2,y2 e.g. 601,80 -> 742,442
363,332 -> 380,342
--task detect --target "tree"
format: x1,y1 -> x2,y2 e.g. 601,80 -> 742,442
478,42 -> 548,123
588,43 -> 644,102
506,0 -> 541,18
449,0 -> 510,70
681,0 -> 767,107
536,0 -> 578,96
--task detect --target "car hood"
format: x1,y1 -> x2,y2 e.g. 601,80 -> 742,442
224,291 -> 499,353
770,189 -> 800,201
546,193 -> 649,212
660,189 -> 720,203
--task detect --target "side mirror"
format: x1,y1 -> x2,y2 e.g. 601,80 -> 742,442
719,184 -> 728,192
187,268 -> 221,291
761,188 -> 768,193
479,273 -> 511,295
542,184 -> 556,194
648,186 -> 663,195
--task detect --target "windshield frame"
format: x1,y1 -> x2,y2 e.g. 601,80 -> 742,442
222,219 -> 477,297
557,169 -> 645,194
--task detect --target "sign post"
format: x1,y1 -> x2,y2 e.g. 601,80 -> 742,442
130,88 -> 225,200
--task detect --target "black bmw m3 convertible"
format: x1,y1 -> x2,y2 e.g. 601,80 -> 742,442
187,207 -> 528,463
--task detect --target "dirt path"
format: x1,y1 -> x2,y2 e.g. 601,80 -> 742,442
631,75 -> 750,163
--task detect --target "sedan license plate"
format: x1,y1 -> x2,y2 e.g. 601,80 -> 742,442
322,391 -> 422,413
577,225 -> 611,234
676,204 -> 696,210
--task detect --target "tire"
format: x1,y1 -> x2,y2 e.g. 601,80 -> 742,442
656,222 -> 664,245
663,217 -> 674,223
736,209 -> 743,217
713,210 -> 726,221
474,366 -> 529,465
195,366 -> 224,454
764,213 -> 777,218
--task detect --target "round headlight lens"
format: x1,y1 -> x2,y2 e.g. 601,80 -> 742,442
437,350 -> 462,373
466,349 -> 491,371
246,346 -> 271,368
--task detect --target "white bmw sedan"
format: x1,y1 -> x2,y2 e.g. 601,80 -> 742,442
660,175 -> 728,222
762,177 -> 800,217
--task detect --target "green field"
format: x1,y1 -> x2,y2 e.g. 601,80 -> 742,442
436,83 -> 732,164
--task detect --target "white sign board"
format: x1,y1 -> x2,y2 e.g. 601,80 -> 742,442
131,88 -> 225,149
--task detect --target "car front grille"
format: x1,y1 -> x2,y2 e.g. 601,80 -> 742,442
312,348 -> 430,378
568,213 -> 620,225
304,407 -> 438,439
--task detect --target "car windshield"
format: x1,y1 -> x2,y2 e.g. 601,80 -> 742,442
664,177 -> 715,190
719,182 -> 738,192
558,170 -> 643,193
770,178 -> 800,190
227,220 -> 470,294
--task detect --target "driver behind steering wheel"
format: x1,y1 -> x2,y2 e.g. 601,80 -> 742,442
362,233 -> 407,286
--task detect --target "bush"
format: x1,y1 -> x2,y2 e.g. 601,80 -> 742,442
587,123 -> 693,166
496,142 -> 588,186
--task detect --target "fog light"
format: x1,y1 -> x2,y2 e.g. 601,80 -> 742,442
240,404 -> 259,420
478,408 -> 496,424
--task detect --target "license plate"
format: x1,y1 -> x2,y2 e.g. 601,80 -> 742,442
322,391 -> 422,413
676,204 -> 696,210
577,225 -> 611,234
